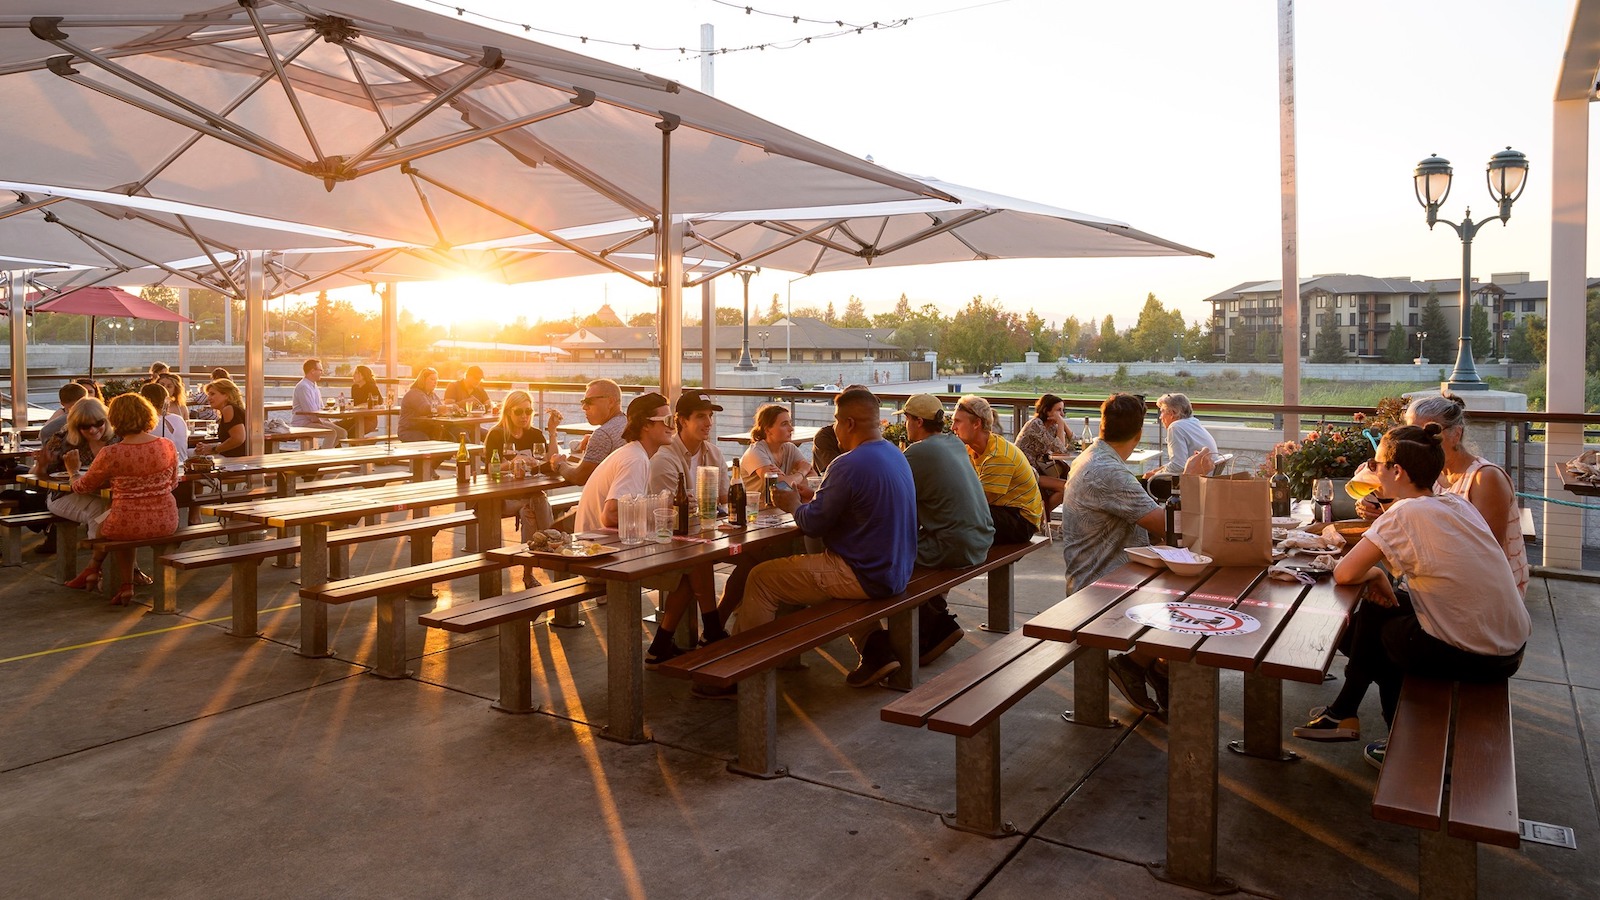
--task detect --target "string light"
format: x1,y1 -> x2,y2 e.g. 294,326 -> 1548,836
408,0 -> 1009,59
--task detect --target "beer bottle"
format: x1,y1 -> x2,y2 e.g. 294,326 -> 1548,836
1270,454 -> 1292,518
728,463 -> 748,527
488,448 -> 502,483
674,472 -> 690,535
455,434 -> 470,484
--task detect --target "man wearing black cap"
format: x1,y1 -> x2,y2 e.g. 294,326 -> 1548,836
574,392 -> 673,533
898,393 -> 994,665
642,392 -> 732,665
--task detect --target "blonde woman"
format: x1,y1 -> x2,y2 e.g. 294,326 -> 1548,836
41,397 -> 116,543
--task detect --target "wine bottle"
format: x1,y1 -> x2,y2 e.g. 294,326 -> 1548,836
1270,454 -> 1292,518
455,434 -> 470,484
728,463 -> 748,527
1080,417 -> 1094,447
674,472 -> 690,535
1164,483 -> 1183,547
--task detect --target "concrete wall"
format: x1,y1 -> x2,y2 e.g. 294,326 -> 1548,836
996,359 -> 1538,383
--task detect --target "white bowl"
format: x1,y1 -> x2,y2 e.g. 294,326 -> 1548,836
1164,554 -> 1214,576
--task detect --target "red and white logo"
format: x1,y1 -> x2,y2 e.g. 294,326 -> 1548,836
1125,602 -> 1259,636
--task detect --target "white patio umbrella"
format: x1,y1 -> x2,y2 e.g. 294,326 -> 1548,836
0,0 -> 954,416
538,174 -> 1213,284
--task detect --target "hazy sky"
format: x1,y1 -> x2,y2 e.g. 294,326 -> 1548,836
380,0 -> 1589,330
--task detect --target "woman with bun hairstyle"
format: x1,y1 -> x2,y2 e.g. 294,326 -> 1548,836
1295,423 -> 1530,766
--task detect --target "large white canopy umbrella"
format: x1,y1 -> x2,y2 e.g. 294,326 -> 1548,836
540,174 -> 1212,285
0,0 -> 952,417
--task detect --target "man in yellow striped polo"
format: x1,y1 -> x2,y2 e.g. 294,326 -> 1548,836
951,395 -> 1043,544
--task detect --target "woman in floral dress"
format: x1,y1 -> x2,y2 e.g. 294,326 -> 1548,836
66,394 -> 179,606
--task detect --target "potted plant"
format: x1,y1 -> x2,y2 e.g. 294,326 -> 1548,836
1266,397 -> 1405,501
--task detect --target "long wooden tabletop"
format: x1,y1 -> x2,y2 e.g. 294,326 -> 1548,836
204,471 -> 564,527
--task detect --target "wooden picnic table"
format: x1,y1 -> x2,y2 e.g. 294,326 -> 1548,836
260,424 -> 335,451
1024,561 -> 1359,892
205,473 -> 564,661
717,426 -> 822,446
1559,468 -> 1600,497
485,514 -> 803,743
206,440 -> 471,495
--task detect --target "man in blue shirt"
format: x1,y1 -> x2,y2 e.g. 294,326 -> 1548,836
724,388 -> 917,690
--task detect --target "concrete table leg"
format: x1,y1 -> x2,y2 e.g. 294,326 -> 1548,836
228,560 -> 260,638
297,522 -> 333,658
728,669 -> 783,779
58,522 -> 79,584
407,509 -> 435,600
1062,646 -> 1119,729
474,499 -> 502,600
602,579 -> 646,744
1228,671 -> 1298,761
371,591 -> 411,678
886,608 -> 919,691
272,474 -> 298,568
943,723 -> 1014,837
491,620 -> 537,713
551,581 -> 586,629
982,562 -> 1014,633
1151,659 -> 1234,893
1419,827 -> 1477,899
148,545 -> 179,614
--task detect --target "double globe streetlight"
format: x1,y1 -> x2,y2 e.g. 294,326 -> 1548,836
1413,147 -> 1529,390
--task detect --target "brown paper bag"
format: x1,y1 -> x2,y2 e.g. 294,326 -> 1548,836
1177,473 -> 1272,566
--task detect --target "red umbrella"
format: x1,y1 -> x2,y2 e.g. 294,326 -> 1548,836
32,286 -> 193,376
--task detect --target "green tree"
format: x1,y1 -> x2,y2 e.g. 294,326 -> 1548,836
1507,319 -> 1539,364
713,307 -> 744,326
627,311 -> 657,327
790,305 -> 825,320
1419,290 -> 1454,361
1253,330 -> 1276,363
839,295 -> 870,328
1094,314 -> 1127,361
1180,321 -> 1210,360
1059,316 -> 1085,358
1311,309 -> 1345,363
1224,330 -> 1253,363
1126,293 -> 1186,361
943,295 -> 1028,370
1470,304 -> 1493,362
1022,308 -> 1056,357
761,294 -> 782,325
1384,325 -> 1412,363
823,301 -> 836,325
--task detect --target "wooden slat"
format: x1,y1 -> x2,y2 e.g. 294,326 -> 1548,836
656,599 -> 859,681
1188,572 -> 1307,672
1070,568 -> 1217,655
1447,681 -> 1520,848
162,537 -> 302,568
1372,677 -> 1453,831
327,510 -> 476,545
880,630 -> 1043,727
927,640 -> 1082,737
1256,579 -> 1362,683
418,579 -> 605,632
1131,567 -> 1264,662
303,553 -> 507,604
91,519 -> 262,551
1022,563 -> 1157,643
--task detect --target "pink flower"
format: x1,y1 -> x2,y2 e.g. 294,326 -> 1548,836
1352,412 -> 1367,423
1305,431 -> 1320,442
1335,455 -> 1348,465
1332,433 -> 1344,444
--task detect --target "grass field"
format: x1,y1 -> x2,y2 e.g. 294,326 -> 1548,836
989,369 -> 1538,409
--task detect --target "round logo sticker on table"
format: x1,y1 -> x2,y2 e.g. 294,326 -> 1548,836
1126,602 -> 1260,637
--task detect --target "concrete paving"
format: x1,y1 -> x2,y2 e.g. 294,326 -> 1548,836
2,524 -> 1598,898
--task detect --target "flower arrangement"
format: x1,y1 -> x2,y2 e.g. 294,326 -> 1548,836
1264,397 -> 1406,498
881,419 -> 909,448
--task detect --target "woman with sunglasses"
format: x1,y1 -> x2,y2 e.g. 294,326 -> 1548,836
486,391 -> 564,587
65,394 -> 180,604
1294,424 -> 1529,767
39,397 -> 116,545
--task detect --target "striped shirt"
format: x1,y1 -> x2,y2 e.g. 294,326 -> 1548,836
968,433 -> 1044,529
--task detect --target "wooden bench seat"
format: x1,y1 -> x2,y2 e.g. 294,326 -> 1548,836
658,537 -> 1051,777
298,552 -> 513,678
881,630 -> 1084,836
293,471 -> 412,495
1,511 -> 58,566
161,510 -> 479,636
418,577 -> 609,713
1372,676 -> 1518,898
76,520 -> 264,612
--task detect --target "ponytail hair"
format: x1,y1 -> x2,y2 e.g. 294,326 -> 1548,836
1381,423 -> 1447,490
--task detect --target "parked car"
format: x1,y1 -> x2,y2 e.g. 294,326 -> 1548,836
809,383 -> 840,392
778,376 -> 803,389
989,366 -> 1003,377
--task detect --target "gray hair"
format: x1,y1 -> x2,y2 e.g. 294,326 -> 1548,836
956,395 -> 998,431
1406,393 -> 1466,431
1157,393 -> 1193,418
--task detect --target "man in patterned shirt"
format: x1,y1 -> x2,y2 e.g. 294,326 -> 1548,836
553,378 -> 625,486
1060,392 -> 1211,713
951,395 -> 1043,544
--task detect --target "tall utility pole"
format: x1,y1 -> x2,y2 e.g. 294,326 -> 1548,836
1277,0 -> 1301,441
698,22 -> 717,389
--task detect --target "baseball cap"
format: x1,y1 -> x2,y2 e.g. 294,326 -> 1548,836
626,392 -> 669,420
674,392 -> 724,416
895,394 -> 946,420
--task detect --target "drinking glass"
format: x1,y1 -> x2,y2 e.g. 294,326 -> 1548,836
1313,478 -> 1334,504
652,508 -> 674,543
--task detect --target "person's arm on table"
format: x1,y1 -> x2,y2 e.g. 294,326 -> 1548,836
1333,538 -> 1397,607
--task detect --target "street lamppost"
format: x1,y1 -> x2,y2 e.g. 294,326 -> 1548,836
1171,331 -> 1182,361
735,267 -> 760,370
1415,330 -> 1429,363
1413,147 -> 1529,390
864,331 -> 874,362
758,330 -> 769,361
647,330 -> 657,359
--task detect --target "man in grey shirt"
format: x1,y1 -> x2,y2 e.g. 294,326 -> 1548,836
1061,393 -> 1210,713
1157,392 -> 1217,475
554,378 -> 625,486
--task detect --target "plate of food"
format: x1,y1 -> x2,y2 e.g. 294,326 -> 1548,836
524,529 -> 618,559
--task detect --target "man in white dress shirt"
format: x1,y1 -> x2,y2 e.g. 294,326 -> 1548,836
290,358 -> 346,449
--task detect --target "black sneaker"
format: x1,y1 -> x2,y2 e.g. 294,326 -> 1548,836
846,630 -> 900,688
1292,712 -> 1360,742
645,642 -> 684,670
919,615 -> 964,667
1107,654 -> 1159,714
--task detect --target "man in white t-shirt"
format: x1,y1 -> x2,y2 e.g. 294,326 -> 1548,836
574,392 -> 673,532
290,358 -> 346,449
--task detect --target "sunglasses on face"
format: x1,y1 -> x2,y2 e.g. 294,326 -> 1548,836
645,414 -> 674,425
80,420 -> 106,430
581,397 -> 606,407
511,408 -> 533,417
